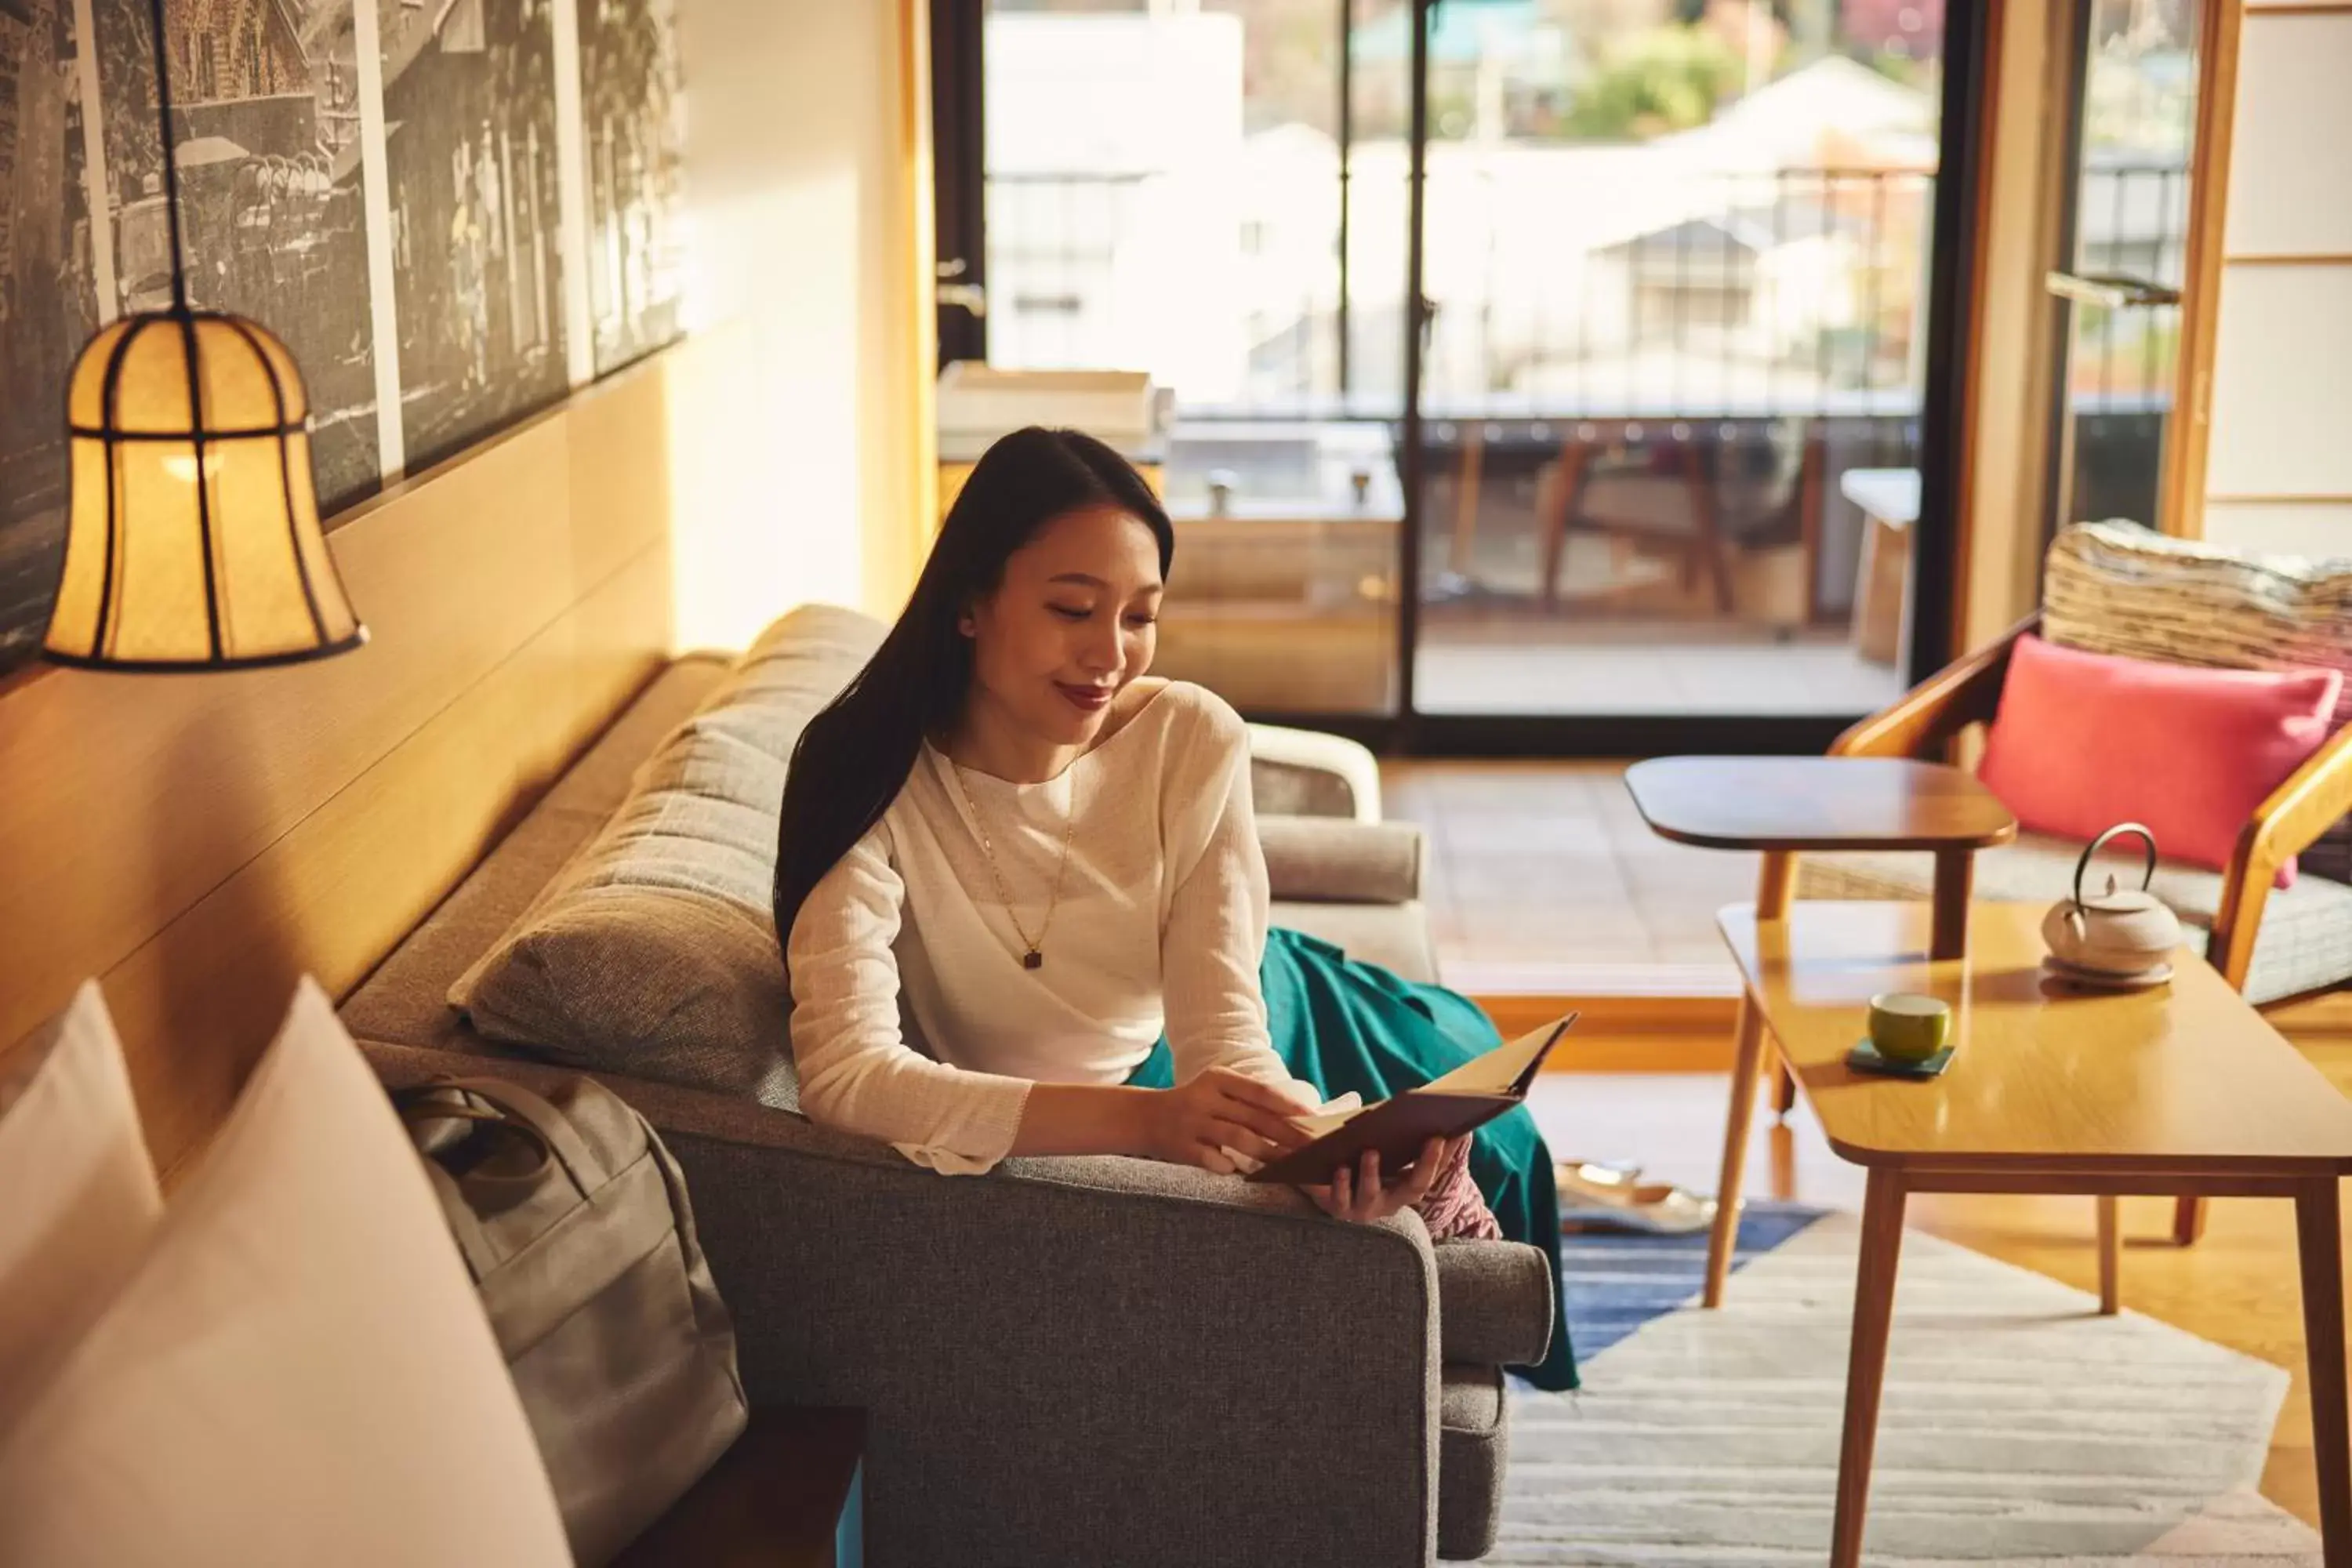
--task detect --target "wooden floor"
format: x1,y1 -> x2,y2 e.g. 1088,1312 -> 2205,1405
1417,625 -> 1907,717
1398,757 -> 2352,1530
1385,758 -> 1759,993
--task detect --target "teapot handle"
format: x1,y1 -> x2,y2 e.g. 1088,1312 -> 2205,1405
2072,822 -> 2158,911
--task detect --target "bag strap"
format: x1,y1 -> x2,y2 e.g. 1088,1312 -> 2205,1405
420,1076 -> 612,1193
415,1155 -> 503,1280
395,1096 -> 554,1209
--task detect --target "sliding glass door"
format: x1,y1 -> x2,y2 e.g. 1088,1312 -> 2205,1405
935,0 -> 1980,749
953,0 -> 1407,717
2042,0 -> 2201,544
1403,0 -> 1955,728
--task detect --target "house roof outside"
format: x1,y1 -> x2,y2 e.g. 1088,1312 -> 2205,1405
1653,55 -> 1933,171
1597,194 -> 1866,260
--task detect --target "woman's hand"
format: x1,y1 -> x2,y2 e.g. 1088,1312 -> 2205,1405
1305,1136 -> 1470,1225
1141,1066 -> 1313,1173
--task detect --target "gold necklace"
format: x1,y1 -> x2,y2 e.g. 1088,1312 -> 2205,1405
947,758 -> 1079,971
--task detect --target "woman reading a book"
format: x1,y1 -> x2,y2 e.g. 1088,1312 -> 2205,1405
775,427 -> 1574,1390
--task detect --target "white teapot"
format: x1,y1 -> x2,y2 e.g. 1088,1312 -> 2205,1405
2042,823 -> 2183,978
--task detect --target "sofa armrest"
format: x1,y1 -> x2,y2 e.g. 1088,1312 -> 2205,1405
360,1040 -> 1443,1568
1434,1240 -> 1554,1368
1259,815 -> 1425,905
1249,723 -> 1384,822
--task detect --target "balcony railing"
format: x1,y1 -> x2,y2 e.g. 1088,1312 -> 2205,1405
983,161 -> 2186,426
982,159 -> 2187,629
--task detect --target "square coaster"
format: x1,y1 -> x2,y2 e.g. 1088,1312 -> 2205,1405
1846,1037 -> 1955,1079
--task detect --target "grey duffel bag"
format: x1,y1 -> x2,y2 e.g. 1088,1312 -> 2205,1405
401,1075 -> 748,1566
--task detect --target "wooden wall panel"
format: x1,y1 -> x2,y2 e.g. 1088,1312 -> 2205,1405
105,544 -> 673,1178
570,358 -> 679,569
0,418 -> 534,1043
0,350 -> 682,1175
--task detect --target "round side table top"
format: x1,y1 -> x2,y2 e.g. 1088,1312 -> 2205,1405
1623,755 -> 2017,854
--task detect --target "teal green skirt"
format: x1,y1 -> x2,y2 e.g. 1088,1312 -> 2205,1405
1128,927 -> 1577,1391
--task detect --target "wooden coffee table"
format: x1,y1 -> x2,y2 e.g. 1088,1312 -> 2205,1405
1624,755 -> 2017,961
1708,901 -> 2352,1568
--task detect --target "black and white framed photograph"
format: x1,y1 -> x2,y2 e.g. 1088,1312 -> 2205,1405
379,0 -> 566,474
5,0 -> 687,655
577,0 -> 683,376
94,0 -> 384,517
0,0 -> 100,675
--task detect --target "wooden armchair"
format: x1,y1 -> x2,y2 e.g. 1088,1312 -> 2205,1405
1773,611 -> 2352,1247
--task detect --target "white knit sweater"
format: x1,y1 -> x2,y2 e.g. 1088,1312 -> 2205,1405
783,682 -> 1308,1173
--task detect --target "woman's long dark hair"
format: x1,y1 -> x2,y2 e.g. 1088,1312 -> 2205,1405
774,426 -> 1174,967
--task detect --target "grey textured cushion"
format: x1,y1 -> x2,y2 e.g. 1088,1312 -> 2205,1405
1254,756 -> 1369,819
1247,723 -> 1384,820
1797,833 -> 2352,1004
448,605 -> 886,1101
343,659 -> 729,1057
1260,815 -> 1425,905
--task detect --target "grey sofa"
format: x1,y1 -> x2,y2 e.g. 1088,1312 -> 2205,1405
343,626 -> 1553,1567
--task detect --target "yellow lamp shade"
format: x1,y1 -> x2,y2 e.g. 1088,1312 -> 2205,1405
45,309 -> 366,671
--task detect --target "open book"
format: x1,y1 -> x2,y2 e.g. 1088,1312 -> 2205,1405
1244,1013 -> 1580,1186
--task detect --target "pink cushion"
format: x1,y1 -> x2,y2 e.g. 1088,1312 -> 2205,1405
1980,635 -> 2341,887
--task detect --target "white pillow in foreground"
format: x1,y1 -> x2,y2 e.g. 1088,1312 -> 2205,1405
0,977 -> 573,1567
0,981 -> 162,1418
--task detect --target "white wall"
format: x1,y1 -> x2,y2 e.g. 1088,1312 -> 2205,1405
2199,4 -> 2352,560
666,0 -> 923,650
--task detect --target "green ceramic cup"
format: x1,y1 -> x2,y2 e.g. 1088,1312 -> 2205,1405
1867,992 -> 1952,1062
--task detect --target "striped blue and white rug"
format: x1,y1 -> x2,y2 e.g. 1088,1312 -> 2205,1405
1491,1204 -> 2321,1565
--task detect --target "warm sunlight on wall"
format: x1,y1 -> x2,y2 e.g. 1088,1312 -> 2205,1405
668,0 -> 927,652
664,320 -> 851,652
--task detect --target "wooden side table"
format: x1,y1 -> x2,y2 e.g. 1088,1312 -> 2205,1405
1624,755 -> 2016,964
1628,752 -> 2019,1127
613,1407 -> 865,1567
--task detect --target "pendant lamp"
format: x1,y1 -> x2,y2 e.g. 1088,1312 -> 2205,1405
43,0 -> 365,671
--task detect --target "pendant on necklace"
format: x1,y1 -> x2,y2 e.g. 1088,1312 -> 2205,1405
1022,949 -> 1044,971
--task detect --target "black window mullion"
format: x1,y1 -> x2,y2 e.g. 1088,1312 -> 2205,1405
931,0 -> 987,368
